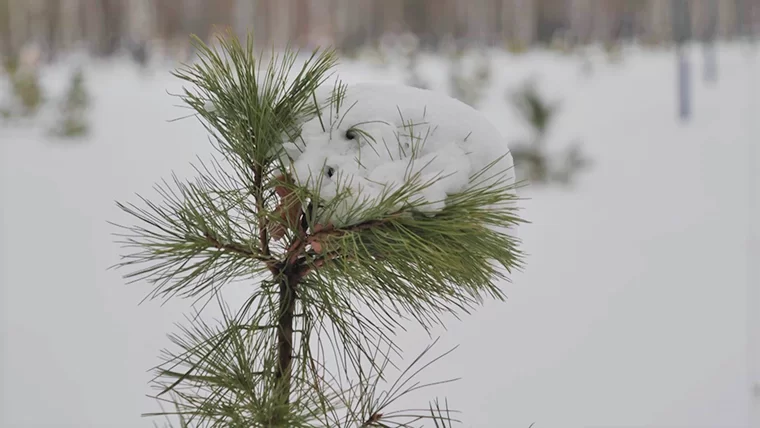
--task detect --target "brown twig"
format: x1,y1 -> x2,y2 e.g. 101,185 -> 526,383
362,412 -> 384,426
253,166 -> 271,258
305,213 -> 404,245
203,230 -> 279,273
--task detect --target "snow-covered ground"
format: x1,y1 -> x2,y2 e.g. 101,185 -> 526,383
2,43 -> 759,428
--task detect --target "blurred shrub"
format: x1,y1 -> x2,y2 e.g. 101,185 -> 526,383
1,52 -> 43,118
50,68 -> 90,139
508,79 -> 591,186
604,41 -> 624,63
394,42 -> 591,189
448,47 -> 492,108
506,39 -> 529,55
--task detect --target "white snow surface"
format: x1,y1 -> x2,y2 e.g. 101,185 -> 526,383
283,82 -> 514,223
2,44 -> 760,428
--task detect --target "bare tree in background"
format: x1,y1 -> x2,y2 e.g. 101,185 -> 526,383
701,0 -> 719,82
42,0 -> 61,61
0,0 -> 12,59
92,0 -> 123,56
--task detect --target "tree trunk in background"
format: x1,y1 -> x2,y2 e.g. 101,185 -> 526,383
700,0 -> 719,83
571,0 -> 595,44
488,0 -> 503,45
332,0 -> 344,49
126,0 -> 154,44
252,0 -> 268,47
592,0 -> 610,44
440,0 -> 458,44
386,0 -> 404,35
672,0 -> 692,121
233,0 -> 254,39
79,0 -> 90,51
339,0 -> 363,52
95,0 -> 123,56
672,0 -> 692,43
470,0 -> 491,44
654,0 -> 673,42
735,0 -> 749,38
0,0 -> 11,58
501,0 -> 515,44
536,0 -> 568,43
154,0 -> 176,43
85,0 -> 99,54
271,0 -> 290,48
43,0 -> 61,60
367,0 -> 382,41
203,0 -> 234,39
59,0 -> 78,52
13,0 -> 31,51
305,0 -> 324,47
291,0 -> 309,47
256,0 -> 271,46
514,0 -> 536,46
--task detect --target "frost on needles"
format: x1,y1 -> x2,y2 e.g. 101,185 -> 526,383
112,32 -> 526,428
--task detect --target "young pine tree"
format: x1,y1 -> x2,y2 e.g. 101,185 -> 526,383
113,32 -> 525,427
1,51 -> 43,119
508,80 -> 590,187
50,67 -> 90,138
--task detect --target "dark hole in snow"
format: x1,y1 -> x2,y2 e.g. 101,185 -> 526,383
326,166 -> 335,178
345,129 -> 357,140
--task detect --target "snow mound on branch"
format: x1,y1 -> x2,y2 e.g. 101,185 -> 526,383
283,83 -> 515,222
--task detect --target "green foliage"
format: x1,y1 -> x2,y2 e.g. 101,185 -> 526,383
1,53 -> 43,118
604,42 -> 624,64
447,47 -> 491,108
511,81 -> 558,135
505,39 -> 528,55
50,67 -> 90,138
113,30 -> 525,427
508,80 -> 591,187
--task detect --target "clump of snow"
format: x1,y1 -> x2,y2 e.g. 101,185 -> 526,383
282,82 -> 515,224
202,100 -> 216,113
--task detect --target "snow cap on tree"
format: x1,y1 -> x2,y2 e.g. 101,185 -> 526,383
282,82 -> 516,226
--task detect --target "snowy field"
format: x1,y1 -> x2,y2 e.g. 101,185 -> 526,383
2,43 -> 760,428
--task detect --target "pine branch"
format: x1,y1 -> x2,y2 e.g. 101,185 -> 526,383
297,165 -> 525,331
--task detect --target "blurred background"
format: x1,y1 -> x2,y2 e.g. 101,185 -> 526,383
0,0 -> 759,57
2,1 -> 760,427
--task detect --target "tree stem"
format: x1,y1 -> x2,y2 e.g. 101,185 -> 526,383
275,273 -> 296,417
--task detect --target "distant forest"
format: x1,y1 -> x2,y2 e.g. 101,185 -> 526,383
1,0 -> 758,59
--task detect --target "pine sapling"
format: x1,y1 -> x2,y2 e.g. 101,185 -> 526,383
50,67 -> 90,138
508,79 -> 590,186
1,50 -> 43,119
112,31 -> 525,427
